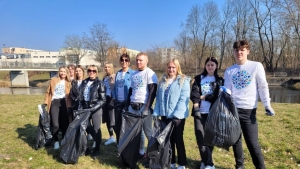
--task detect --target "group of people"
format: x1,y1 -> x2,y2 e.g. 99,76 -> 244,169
43,39 -> 275,169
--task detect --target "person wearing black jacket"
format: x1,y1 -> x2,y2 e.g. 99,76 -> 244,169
69,65 -> 85,122
190,57 -> 224,169
77,65 -> 106,157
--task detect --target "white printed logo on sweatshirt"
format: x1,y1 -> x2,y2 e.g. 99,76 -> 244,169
201,81 -> 213,95
132,75 -> 145,90
232,70 -> 251,89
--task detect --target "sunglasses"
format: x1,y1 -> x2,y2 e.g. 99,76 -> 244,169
120,59 -> 129,62
87,69 -> 97,73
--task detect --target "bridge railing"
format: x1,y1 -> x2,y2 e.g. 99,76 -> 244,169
0,61 -> 61,69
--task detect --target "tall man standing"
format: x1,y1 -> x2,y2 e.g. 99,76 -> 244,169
125,52 -> 158,157
224,39 -> 275,169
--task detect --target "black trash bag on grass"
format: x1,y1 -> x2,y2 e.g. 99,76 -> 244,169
118,111 -> 143,169
35,104 -> 53,150
146,118 -> 173,169
204,91 -> 241,149
60,109 -> 91,164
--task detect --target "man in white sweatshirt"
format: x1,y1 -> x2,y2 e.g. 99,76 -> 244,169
224,39 -> 275,169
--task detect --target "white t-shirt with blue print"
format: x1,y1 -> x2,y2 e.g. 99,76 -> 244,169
83,81 -> 94,101
116,72 -> 126,101
130,67 -> 158,104
224,60 -> 271,109
199,75 -> 216,114
52,80 -> 66,100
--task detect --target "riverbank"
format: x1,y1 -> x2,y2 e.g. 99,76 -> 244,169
0,95 -> 299,168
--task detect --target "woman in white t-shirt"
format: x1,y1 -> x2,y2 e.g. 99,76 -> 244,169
44,66 -> 72,149
190,57 -> 224,169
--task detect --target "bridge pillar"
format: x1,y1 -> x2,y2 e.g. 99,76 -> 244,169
9,70 -> 30,87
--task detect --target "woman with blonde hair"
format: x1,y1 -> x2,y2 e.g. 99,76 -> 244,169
69,65 -> 85,122
44,66 -> 72,149
153,59 -> 190,169
77,65 -> 106,157
102,62 -> 117,145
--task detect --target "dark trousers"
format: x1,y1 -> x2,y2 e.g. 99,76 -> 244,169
194,114 -> 214,166
50,98 -> 68,141
233,108 -> 265,169
161,117 -> 187,166
86,108 -> 102,151
113,104 -> 124,144
103,98 -> 114,137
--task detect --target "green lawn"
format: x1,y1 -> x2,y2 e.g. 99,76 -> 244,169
0,95 -> 299,169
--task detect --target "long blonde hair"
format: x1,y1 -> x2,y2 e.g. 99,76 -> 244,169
57,66 -> 71,82
163,59 -> 185,88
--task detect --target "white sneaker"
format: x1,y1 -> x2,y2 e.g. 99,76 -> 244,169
170,163 -> 177,169
200,162 -> 205,169
177,165 -> 185,169
92,141 -> 96,148
205,165 -> 215,169
104,137 -> 116,145
87,134 -> 93,141
54,141 -> 60,149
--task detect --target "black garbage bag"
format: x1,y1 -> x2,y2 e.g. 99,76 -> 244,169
35,104 -> 53,150
118,111 -> 143,169
60,109 -> 91,164
146,119 -> 173,169
204,91 -> 241,149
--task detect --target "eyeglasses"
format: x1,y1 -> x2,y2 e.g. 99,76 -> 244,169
87,69 -> 97,73
120,59 -> 129,62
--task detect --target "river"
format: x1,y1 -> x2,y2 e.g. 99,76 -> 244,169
0,86 -> 299,103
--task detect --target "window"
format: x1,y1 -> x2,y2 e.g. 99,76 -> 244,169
40,56 -> 44,58
59,63 -> 63,65
58,55 -> 65,58
33,56 -> 38,58
46,56 -> 50,58
52,56 -> 57,58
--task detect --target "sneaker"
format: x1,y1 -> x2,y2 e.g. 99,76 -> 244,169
200,162 -> 205,169
205,165 -> 215,169
92,141 -> 96,148
170,163 -> 177,169
104,137 -> 116,145
177,165 -> 185,169
87,134 -> 93,141
85,148 -> 91,156
53,141 -> 60,149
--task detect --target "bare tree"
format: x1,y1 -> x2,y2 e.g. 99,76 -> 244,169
185,1 -> 220,74
63,34 -> 88,65
218,0 -> 234,69
174,29 -> 191,73
84,23 -> 114,68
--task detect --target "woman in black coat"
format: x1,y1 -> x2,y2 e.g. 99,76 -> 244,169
77,65 -> 106,157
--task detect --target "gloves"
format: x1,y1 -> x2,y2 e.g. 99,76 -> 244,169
172,118 -> 181,126
67,107 -> 73,115
219,86 -> 231,95
142,108 -> 149,116
265,106 -> 275,116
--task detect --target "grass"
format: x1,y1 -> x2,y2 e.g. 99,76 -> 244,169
0,95 -> 299,169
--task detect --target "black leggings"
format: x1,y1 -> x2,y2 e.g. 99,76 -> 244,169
86,109 -> 102,150
50,98 -> 69,141
194,114 -> 214,166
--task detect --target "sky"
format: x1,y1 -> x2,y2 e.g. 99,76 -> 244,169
0,0 -> 224,52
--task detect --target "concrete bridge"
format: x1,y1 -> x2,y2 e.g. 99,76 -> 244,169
0,68 -> 57,87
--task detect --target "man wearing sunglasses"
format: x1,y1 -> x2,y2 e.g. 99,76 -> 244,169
124,52 -> 158,159
111,53 -> 135,145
